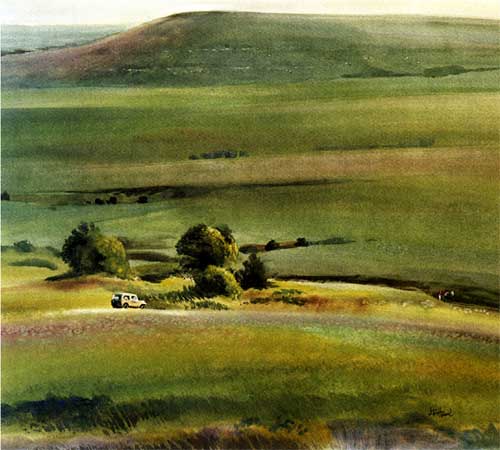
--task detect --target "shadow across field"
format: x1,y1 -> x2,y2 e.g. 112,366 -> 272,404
278,275 -> 500,309
3,396 -> 499,449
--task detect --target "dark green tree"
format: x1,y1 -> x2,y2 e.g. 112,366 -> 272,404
238,253 -> 268,290
176,224 -> 237,271
265,239 -> 279,251
13,240 -> 35,253
295,237 -> 309,247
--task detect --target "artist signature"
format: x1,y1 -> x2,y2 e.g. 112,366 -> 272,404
428,406 -> 453,417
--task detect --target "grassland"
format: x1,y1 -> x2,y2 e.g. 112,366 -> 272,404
3,72 -> 500,183
2,251 -> 499,449
1,13 -> 499,448
2,75 -> 499,280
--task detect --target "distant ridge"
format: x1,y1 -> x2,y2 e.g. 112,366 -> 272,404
2,11 -> 500,87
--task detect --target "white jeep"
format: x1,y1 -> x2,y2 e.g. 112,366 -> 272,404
111,292 -> 146,309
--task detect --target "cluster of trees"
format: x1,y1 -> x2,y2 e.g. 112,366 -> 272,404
189,150 -> 250,160
60,222 -> 267,296
176,224 -> 267,298
62,223 -> 130,279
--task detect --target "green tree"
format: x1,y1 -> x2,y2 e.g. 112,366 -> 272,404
13,240 -> 35,253
238,253 -> 268,290
194,266 -> 242,299
61,222 -> 130,278
176,224 -> 237,271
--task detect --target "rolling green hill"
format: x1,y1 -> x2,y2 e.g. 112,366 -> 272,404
2,11 -> 500,87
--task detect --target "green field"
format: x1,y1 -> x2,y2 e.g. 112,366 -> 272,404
2,73 -> 499,305
2,252 -> 499,449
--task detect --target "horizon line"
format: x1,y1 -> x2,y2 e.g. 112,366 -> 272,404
2,10 -> 500,26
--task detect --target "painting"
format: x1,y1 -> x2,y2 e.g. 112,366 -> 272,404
1,1 -> 499,449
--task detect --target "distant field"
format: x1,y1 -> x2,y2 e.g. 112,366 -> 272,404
2,72 -> 500,192
1,24 -> 128,54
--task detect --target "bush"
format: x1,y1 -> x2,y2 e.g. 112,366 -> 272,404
176,224 -> 237,271
295,237 -> 309,247
238,254 -> 268,290
13,240 -> 35,253
10,258 -> 58,271
265,239 -> 280,251
61,222 -> 130,278
1,191 -> 10,201
194,266 -> 242,299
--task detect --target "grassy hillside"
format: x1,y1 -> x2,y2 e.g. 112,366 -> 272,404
2,12 -> 500,87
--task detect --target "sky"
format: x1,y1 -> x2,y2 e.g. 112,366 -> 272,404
2,0 -> 499,25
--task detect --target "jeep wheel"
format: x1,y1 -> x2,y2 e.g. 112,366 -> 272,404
123,303 -> 129,309
140,304 -> 145,309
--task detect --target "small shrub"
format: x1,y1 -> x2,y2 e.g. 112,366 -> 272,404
13,240 -> 35,253
238,254 -> 268,290
295,237 -> 309,247
95,198 -> 105,205
265,239 -> 279,251
137,196 -> 149,204
1,191 -> 10,201
194,266 -> 242,299
10,258 -> 58,270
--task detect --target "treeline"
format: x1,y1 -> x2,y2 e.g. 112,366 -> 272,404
189,149 -> 249,160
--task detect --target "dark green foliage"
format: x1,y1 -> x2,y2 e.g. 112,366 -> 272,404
238,254 -> 268,290
189,150 -> 249,160
137,196 -> 148,204
61,222 -> 130,278
194,266 -> 242,299
13,240 -> 35,253
295,237 -> 309,247
176,224 -> 236,271
9,258 -> 58,271
127,250 -> 176,262
134,262 -> 180,283
265,239 -> 279,251
1,191 -> 10,201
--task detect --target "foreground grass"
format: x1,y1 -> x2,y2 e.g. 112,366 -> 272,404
2,256 -> 499,449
